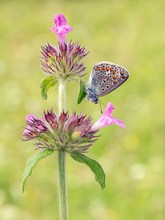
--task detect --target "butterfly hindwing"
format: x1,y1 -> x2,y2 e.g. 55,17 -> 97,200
90,61 -> 129,97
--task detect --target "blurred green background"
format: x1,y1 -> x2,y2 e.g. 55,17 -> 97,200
0,0 -> 164,219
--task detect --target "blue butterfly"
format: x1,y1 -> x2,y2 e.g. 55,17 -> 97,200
78,61 -> 129,104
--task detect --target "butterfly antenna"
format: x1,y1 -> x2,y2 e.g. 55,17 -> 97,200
98,100 -> 103,114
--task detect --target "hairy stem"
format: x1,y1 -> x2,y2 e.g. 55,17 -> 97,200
58,79 -> 66,113
58,79 -> 67,220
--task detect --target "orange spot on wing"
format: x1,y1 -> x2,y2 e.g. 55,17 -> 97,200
102,65 -> 105,71
120,69 -> 125,74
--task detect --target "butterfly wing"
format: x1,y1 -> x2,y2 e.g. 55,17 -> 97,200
89,61 -> 129,97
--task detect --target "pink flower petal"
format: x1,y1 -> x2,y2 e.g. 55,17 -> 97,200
91,102 -> 126,131
54,14 -> 67,26
50,14 -> 73,44
23,125 -> 31,135
25,114 -> 36,122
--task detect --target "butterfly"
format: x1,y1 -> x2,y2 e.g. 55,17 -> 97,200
77,61 -> 129,104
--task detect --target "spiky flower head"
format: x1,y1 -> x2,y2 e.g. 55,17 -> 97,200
23,103 -> 125,153
23,110 -> 98,153
41,42 -> 88,80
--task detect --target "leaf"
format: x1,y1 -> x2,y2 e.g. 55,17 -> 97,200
77,80 -> 87,104
22,149 -> 53,192
40,76 -> 57,100
70,151 -> 105,189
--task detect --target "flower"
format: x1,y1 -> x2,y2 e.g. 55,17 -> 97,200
41,42 -> 88,80
91,102 -> 126,130
23,104 -> 125,152
50,14 -> 73,44
23,110 -> 98,153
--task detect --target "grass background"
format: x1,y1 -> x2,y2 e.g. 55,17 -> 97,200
0,0 -> 164,219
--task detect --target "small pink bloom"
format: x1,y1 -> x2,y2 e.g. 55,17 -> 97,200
91,103 -> 126,131
26,114 -> 36,122
50,14 -> 73,44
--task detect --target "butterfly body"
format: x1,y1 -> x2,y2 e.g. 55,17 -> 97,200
86,61 -> 129,104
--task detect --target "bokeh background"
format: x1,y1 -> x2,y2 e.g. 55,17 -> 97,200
0,0 -> 164,219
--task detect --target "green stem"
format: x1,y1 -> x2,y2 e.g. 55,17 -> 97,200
58,79 -> 68,220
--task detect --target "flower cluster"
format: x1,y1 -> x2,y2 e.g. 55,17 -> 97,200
23,110 -> 98,153
23,103 -> 125,153
41,42 -> 88,80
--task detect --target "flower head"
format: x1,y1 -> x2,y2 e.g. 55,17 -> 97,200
91,102 -> 126,130
50,14 -> 73,44
41,42 -> 88,80
23,110 -> 98,153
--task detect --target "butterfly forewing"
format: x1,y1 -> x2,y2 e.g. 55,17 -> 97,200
90,61 -> 129,97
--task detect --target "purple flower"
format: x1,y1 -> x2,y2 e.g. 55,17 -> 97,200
23,104 -> 125,152
23,114 -> 47,140
41,42 -> 88,79
23,110 -> 98,153
50,14 -> 73,44
91,103 -> 126,131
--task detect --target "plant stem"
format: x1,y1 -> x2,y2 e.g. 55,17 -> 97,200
58,79 -> 66,113
58,79 -> 68,220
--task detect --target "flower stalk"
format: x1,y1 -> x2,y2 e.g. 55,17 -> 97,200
58,79 -> 66,113
58,78 -> 68,220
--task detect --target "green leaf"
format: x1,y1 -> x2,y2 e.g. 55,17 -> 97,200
22,149 -> 53,192
70,151 -> 105,189
77,80 -> 87,104
40,76 -> 57,100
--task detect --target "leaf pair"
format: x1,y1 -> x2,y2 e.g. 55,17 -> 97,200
22,150 -> 105,192
41,77 -> 86,104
